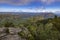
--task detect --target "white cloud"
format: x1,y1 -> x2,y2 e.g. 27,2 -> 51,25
0,8 -> 60,13
39,0 -> 59,4
0,0 -> 34,5
0,0 -> 59,5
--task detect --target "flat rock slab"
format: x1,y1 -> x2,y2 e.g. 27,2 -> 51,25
0,27 -> 27,40
8,27 -> 21,34
0,34 -> 26,40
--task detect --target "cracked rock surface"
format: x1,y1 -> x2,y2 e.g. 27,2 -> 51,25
0,27 -> 26,40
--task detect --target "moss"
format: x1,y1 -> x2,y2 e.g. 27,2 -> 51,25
18,31 -> 25,38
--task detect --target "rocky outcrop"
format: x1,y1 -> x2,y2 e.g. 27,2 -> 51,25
8,27 -> 21,34
0,34 -> 26,40
0,27 -> 26,40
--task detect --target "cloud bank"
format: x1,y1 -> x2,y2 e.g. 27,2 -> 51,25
0,0 -> 34,5
0,8 -> 60,13
0,0 -> 59,5
40,0 -> 59,4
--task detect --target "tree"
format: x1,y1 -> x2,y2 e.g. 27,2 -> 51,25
4,21 -> 14,27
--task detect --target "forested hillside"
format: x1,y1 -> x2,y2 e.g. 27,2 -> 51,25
0,13 -> 60,40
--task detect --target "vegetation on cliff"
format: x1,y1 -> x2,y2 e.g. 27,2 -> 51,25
0,13 -> 60,40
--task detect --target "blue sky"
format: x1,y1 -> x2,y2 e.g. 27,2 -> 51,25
0,0 -> 60,12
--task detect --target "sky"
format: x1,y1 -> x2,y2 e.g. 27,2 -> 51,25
0,0 -> 60,12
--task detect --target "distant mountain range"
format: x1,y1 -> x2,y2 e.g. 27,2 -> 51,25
0,12 -> 59,19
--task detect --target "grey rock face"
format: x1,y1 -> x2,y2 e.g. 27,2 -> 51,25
0,34 -> 26,40
0,27 -> 26,40
8,27 -> 22,34
1,35 -> 20,40
0,27 -> 6,33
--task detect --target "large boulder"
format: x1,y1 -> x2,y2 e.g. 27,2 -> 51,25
8,27 -> 21,34
0,27 -> 6,33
